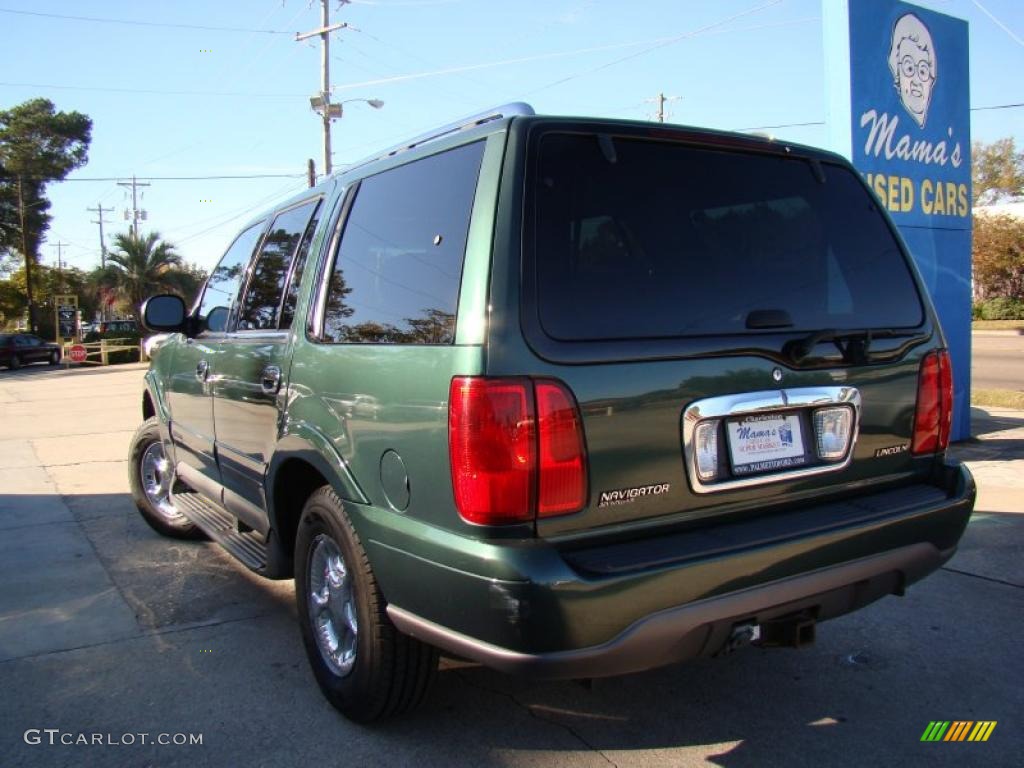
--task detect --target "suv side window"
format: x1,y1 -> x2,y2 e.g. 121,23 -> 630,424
238,199 -> 320,331
322,141 -> 485,344
197,221 -> 264,333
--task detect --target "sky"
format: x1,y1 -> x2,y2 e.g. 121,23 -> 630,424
1,0 -> 1022,275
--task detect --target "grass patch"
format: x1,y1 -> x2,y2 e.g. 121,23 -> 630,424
972,320 -> 1024,330
972,389 -> 1024,410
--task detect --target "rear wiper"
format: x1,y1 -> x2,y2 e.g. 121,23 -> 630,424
784,328 -> 896,365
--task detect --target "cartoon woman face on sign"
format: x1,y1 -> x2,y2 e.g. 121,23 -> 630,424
888,13 -> 936,128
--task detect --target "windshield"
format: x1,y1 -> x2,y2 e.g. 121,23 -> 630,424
529,132 -> 924,341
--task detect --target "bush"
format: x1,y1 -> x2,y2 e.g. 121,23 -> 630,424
978,297 -> 1024,320
972,303 -> 984,319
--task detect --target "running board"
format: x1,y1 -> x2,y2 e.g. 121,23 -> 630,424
173,492 -> 267,571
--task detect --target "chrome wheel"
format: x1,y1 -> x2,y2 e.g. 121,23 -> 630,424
308,533 -> 358,677
139,441 -> 181,521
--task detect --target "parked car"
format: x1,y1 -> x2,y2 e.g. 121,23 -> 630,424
131,104 -> 975,723
98,319 -> 138,334
1,333 -> 62,369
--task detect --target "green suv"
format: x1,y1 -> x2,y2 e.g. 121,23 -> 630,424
132,104 -> 975,722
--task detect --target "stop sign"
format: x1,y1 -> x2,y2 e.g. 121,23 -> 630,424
68,344 -> 87,363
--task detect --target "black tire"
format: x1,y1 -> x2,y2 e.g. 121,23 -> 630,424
9,354 -> 20,370
295,486 -> 438,722
49,350 -> 60,365
128,417 -> 203,539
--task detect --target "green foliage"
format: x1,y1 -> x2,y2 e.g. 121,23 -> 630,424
972,138 -> 1024,205
976,297 -> 1024,321
972,213 -> 1024,302
0,98 -> 92,330
101,231 -> 202,317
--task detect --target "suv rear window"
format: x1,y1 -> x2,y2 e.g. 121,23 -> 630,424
530,133 -> 923,341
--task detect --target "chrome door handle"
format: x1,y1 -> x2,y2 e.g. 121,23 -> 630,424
196,360 -> 209,381
261,365 -> 282,395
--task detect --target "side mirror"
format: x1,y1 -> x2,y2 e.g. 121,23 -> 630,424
142,294 -> 187,332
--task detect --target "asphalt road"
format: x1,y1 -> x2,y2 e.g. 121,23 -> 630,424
0,362 -> 1021,768
972,333 -> 1024,391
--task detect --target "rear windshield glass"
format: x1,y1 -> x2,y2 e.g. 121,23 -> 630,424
530,133 -> 924,341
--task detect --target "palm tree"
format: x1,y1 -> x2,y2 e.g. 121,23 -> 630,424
103,231 -> 188,318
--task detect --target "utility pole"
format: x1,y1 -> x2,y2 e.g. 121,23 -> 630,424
116,175 -> 150,238
17,176 -> 35,331
296,0 -> 348,177
646,92 -> 682,123
86,203 -> 113,269
50,241 -> 67,291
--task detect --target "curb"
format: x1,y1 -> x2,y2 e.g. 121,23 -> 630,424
972,329 -> 1024,336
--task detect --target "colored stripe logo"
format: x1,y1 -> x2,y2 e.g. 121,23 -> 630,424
921,721 -> 997,742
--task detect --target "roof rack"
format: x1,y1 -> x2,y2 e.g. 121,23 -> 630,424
340,102 -> 534,176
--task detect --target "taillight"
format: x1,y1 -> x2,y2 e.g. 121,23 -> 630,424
448,377 -> 587,525
912,350 -> 953,455
535,381 -> 587,516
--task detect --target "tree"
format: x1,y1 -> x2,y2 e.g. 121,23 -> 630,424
973,213 -> 1024,302
972,138 -> 1024,205
102,231 -> 191,318
0,98 -> 92,329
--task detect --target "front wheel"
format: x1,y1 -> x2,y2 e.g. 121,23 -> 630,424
9,354 -> 20,370
128,417 -> 202,539
295,486 -> 438,722
49,350 -> 60,365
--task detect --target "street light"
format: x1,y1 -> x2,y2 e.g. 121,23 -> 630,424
309,96 -> 384,175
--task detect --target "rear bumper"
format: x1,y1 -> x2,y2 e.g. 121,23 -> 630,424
368,461 -> 974,679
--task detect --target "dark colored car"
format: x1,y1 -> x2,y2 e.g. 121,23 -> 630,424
131,104 -> 975,723
1,333 -> 62,369
98,319 -> 138,334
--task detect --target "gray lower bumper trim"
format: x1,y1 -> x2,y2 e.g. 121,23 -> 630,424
387,542 -> 944,679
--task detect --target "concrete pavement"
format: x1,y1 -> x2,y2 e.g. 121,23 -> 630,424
0,362 -> 1021,767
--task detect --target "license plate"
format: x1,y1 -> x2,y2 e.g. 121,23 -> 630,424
726,413 -> 807,476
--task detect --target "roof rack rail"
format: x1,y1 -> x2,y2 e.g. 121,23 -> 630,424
340,102 -> 534,175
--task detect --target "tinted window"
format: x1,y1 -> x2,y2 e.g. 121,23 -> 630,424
322,141 -> 485,344
280,201 -> 323,330
238,200 -> 319,331
530,134 -> 924,341
198,222 -> 264,333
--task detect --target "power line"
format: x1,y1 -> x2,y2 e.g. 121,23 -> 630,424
0,81 -> 302,98
971,102 -> 1024,112
733,120 -> 825,132
520,0 -> 783,97
0,7 -> 292,34
970,0 -> 1024,48
1,173 -> 305,182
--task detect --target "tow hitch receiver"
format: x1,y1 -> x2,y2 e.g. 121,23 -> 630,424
757,614 -> 817,648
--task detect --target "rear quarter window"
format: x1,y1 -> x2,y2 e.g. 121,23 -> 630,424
529,132 -> 924,341
321,141 -> 486,344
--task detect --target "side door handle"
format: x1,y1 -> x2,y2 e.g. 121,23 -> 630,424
196,360 -> 210,381
261,365 -> 282,395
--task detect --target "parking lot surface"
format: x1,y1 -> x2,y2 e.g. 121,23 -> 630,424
0,363 -> 1020,767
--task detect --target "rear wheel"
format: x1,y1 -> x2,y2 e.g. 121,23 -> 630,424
129,417 -> 202,539
295,486 -> 438,722
9,354 -> 20,370
49,350 -> 60,365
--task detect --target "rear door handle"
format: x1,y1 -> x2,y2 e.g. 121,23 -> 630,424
196,360 -> 209,381
261,365 -> 282,395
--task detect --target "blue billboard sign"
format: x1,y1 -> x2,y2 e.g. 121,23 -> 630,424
825,0 -> 972,440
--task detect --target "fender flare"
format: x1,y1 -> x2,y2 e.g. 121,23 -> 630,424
267,421 -> 370,522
